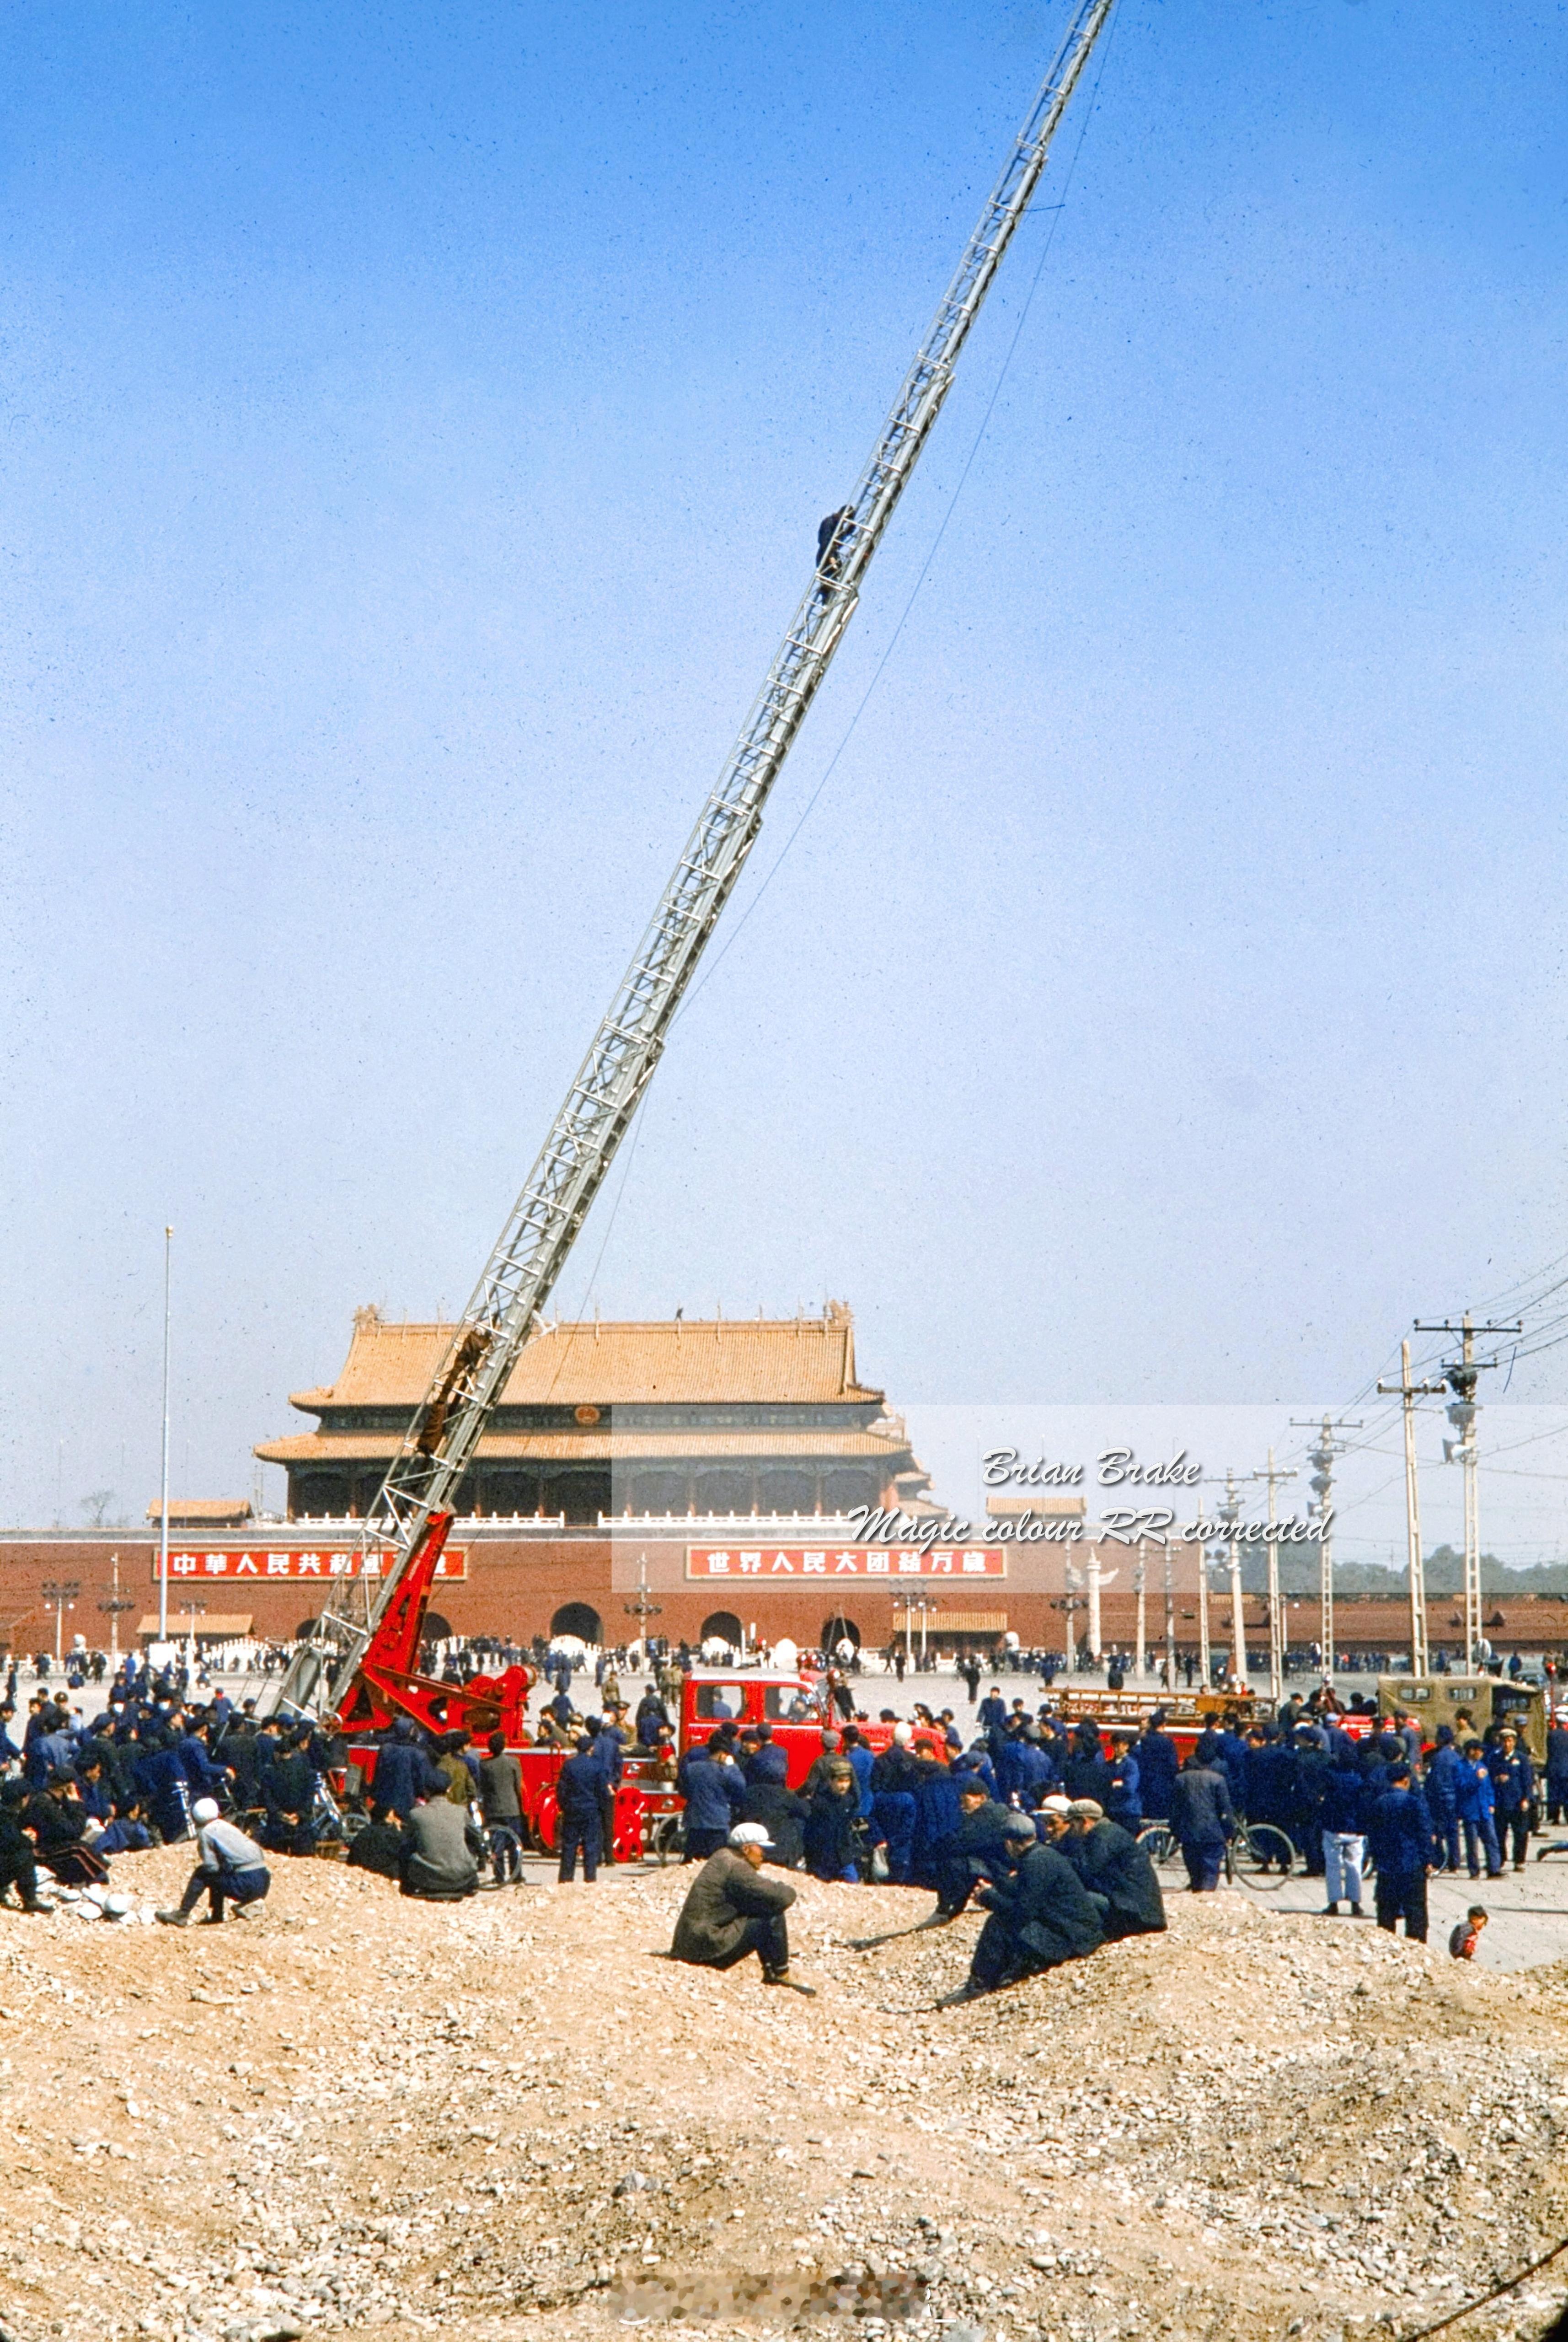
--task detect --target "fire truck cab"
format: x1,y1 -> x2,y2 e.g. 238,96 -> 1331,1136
679,1667 -> 949,1789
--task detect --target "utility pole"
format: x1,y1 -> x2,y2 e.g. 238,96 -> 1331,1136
1243,1451 -> 1297,1704
1133,1549 -> 1147,1680
1086,1549 -> 1103,1663
1414,1312 -> 1519,1672
1059,1559 -> 1082,1672
1377,1340 -> 1447,1677
1290,1417 -> 1361,1687
158,1226 -> 173,1644
1217,1472 -> 1247,1689
1161,1538 -> 1177,1689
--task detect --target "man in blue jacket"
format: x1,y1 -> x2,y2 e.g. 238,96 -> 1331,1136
1546,1711 -> 1568,1827
1366,1762 -> 1431,1942
1456,1740 -> 1503,1880
744,1723 -> 790,1789
369,1717 -> 441,1822
1318,1749 -> 1368,1917
1424,1725 -> 1464,1874
1136,1714 -> 1179,1824
1106,1733 -> 1142,1831
556,1735 -> 605,1883
677,1739 -> 746,1860
1488,1728 -> 1535,1872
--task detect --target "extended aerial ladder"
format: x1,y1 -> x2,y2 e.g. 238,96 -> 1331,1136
270,0 -> 1117,1725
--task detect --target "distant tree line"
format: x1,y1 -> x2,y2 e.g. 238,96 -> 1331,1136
1238,1543 -> 1568,1598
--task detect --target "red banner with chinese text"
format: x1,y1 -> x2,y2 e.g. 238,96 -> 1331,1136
686,1544 -> 1004,1581
153,1548 -> 468,1583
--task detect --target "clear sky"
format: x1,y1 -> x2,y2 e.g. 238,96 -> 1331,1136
4,1 -> 1567,1539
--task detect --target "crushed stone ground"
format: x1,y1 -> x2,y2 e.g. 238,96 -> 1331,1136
2,1845 -> 1567,2342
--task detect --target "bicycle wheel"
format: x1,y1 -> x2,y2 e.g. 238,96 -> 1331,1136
1137,1824 -> 1178,1870
486,1824 -> 525,1885
1234,1823 -> 1295,1887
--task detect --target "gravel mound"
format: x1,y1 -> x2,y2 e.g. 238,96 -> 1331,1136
0,1844 -> 1564,2342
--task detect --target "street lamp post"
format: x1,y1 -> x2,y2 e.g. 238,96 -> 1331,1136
178,1599 -> 206,1681
41,1580 -> 80,1665
622,1555 -> 663,1659
98,1552 -> 136,1664
893,1592 -> 937,1670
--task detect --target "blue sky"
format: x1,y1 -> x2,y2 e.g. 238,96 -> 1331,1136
5,1 -> 1567,1535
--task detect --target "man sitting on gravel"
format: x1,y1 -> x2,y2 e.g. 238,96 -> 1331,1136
933,1776 -> 1016,1920
399,1787 -> 482,1902
952,1810 -> 1105,2001
345,1803 -> 406,1880
670,1822 -> 816,1994
1063,1799 -> 1167,1938
156,1799 -> 271,1926
0,1780 -> 45,1914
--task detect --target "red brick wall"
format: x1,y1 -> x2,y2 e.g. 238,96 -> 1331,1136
3,1536 -> 1564,1655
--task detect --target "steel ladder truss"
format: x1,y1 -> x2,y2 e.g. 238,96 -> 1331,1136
269,0 -> 1115,1720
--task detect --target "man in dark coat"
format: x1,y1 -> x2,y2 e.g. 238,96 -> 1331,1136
977,1687 -> 1010,1746
1366,1762 -> 1432,1941
134,1733 -> 193,1842
935,1779 -> 1015,1918
1292,1724 -> 1332,1874
803,1766 -> 861,1882
1422,1724 -> 1464,1872
670,1824 -> 814,1992
585,1713 -> 626,1869
1169,1749 -> 1235,1892
1488,1729 -> 1536,1872
1062,1727 -> 1113,1809
556,1739 -> 605,1883
635,1688 -> 669,1749
869,1730 -> 923,1884
744,1723 -> 790,1787
0,1783 -> 44,1912
959,1812 -> 1105,1998
1065,1804 -> 1166,1938
370,1718 -> 440,1821
28,1774 -> 102,1885
1546,1711 -> 1568,1827
740,1778 -> 810,1869
1136,1715 -> 1179,1823
263,1736 -> 319,1857
345,1805 -> 405,1879
477,1731 -> 524,1826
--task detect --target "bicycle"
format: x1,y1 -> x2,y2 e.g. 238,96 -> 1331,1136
482,1821 -> 526,1887
1226,1822 -> 1296,1889
1140,1818 -> 1295,1888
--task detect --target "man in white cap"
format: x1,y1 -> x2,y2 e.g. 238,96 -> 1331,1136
669,1822 -> 815,1993
156,1799 -> 271,1927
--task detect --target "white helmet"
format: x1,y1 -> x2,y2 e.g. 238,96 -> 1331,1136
192,1798 -> 222,1825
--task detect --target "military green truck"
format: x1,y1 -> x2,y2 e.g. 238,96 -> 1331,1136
1377,1673 -> 1547,1765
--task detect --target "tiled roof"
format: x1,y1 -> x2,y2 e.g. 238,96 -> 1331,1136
255,1428 -> 910,1467
289,1304 -> 881,1414
145,1500 -> 253,1526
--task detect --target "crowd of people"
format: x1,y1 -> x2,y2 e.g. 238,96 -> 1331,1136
661,1679 -> 1568,1985
5,1637 -> 1563,1989
0,1650 -> 360,1923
